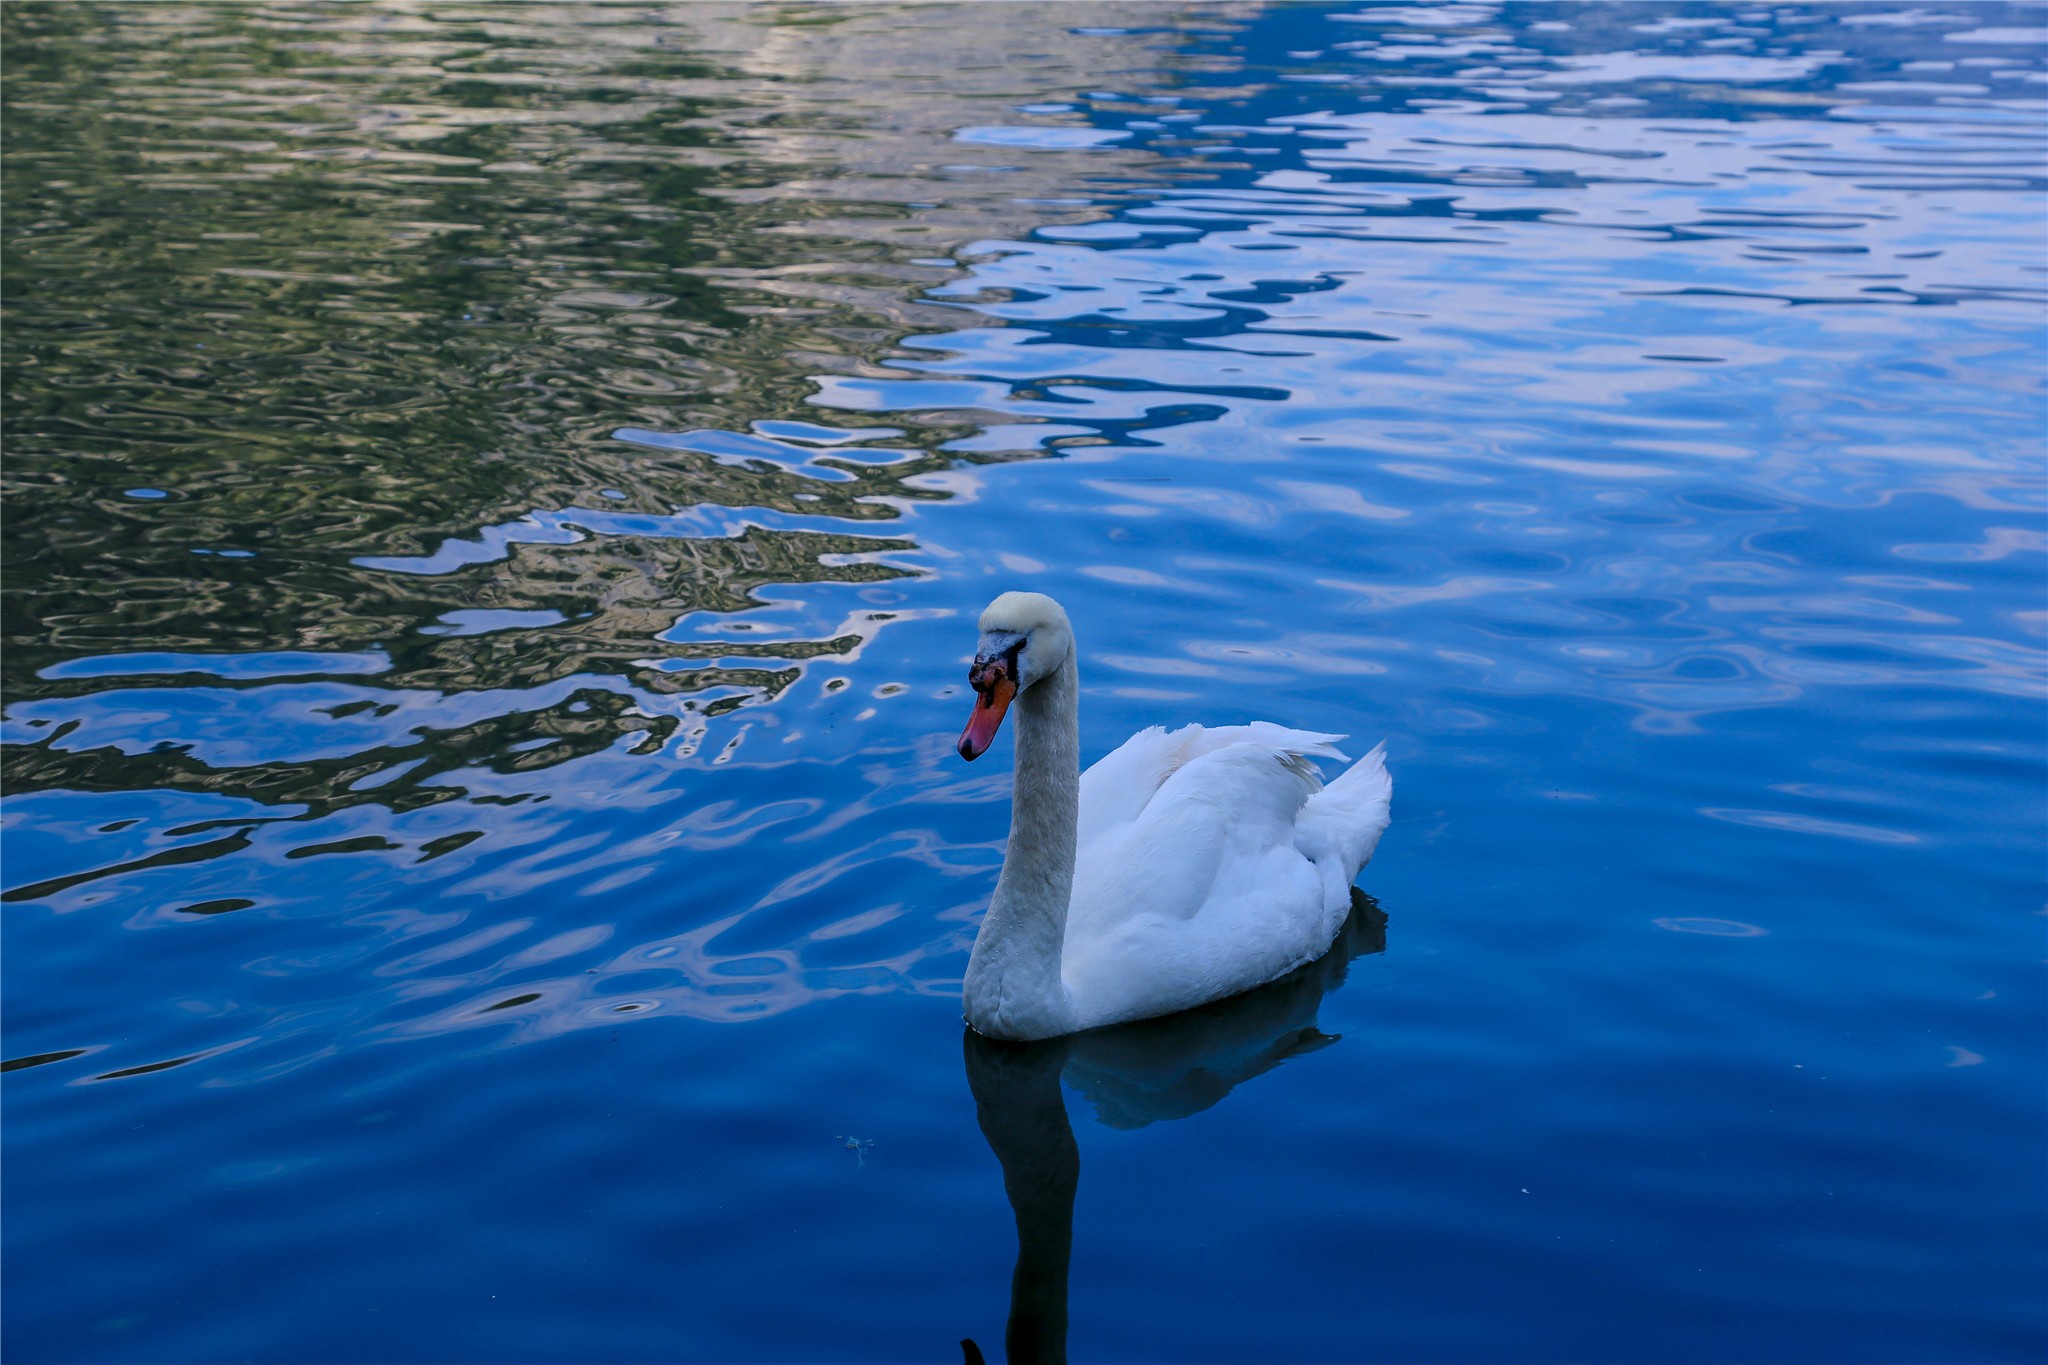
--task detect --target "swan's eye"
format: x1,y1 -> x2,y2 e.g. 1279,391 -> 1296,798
971,630 -> 1028,691
969,654 -> 1010,693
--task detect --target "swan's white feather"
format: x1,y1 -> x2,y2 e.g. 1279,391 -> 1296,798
1297,740 -> 1392,874
1059,729 -> 1389,1031
1076,721 -> 1346,853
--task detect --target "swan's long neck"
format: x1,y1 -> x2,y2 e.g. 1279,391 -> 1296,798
965,651 -> 1079,1040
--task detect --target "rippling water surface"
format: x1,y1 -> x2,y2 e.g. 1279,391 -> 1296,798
4,4 -> 2044,1361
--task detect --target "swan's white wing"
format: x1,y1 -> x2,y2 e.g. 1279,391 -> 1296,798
1065,743 -> 1339,1027
1075,725 -> 1189,851
1077,722 -> 1349,854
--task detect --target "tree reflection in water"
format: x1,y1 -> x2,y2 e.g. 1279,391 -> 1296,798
961,892 -> 1388,1365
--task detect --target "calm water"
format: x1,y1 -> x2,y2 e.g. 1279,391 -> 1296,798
4,4 -> 2044,1362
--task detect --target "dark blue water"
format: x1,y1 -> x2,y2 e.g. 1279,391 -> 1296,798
4,5 -> 2044,1362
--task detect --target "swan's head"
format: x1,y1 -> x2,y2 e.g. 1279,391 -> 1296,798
957,591 -> 1072,762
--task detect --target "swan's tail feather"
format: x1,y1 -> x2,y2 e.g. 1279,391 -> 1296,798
1295,741 -> 1392,878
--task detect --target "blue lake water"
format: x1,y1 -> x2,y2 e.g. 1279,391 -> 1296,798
3,4 -> 2044,1362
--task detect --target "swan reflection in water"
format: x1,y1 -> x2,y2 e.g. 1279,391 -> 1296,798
960,891 -> 1388,1365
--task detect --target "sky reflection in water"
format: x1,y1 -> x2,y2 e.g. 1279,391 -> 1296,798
3,4 -> 2044,1363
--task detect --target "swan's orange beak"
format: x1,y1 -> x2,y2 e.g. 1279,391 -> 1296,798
958,663 -> 1016,762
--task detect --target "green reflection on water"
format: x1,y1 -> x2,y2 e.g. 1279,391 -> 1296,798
2,1 -> 1187,803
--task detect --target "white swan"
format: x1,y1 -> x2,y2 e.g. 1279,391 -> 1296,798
955,591 -> 1393,1040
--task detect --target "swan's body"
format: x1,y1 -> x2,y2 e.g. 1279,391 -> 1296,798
957,592 -> 1392,1040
